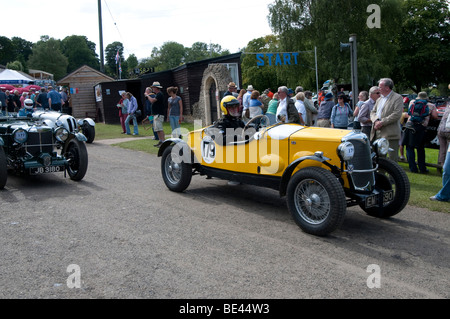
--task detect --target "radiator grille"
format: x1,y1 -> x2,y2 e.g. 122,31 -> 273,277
347,139 -> 375,191
25,130 -> 54,157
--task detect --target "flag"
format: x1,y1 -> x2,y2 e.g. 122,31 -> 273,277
115,50 -> 120,64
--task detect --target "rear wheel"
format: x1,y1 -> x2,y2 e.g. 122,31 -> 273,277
287,167 -> 346,236
0,148 -> 7,189
161,145 -> 192,192
65,138 -> 88,181
82,123 -> 95,143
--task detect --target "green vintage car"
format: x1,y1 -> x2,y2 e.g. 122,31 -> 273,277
158,115 -> 411,236
0,114 -> 88,189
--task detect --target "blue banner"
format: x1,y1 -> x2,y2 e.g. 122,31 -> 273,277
256,52 -> 300,66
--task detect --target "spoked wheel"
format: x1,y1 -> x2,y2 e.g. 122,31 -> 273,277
287,167 -> 347,236
161,145 -> 192,192
65,138 -> 88,181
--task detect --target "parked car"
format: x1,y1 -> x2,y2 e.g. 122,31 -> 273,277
158,116 -> 410,236
0,114 -> 88,189
32,110 -> 96,143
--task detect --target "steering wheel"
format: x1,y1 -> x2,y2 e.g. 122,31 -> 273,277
242,114 -> 270,139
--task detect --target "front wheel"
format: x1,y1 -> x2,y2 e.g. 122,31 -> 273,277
287,167 -> 347,236
161,145 -> 192,192
360,158 -> 410,218
0,147 -> 7,189
64,138 -> 88,181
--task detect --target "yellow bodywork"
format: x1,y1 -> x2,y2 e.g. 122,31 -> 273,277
187,124 -> 351,178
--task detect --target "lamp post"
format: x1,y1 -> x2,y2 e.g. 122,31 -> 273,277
340,34 -> 358,110
349,34 -> 358,110
98,0 -> 104,73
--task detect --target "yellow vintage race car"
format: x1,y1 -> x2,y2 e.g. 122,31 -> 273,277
158,115 -> 410,236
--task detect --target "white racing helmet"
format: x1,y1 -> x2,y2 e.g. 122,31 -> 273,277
24,99 -> 34,110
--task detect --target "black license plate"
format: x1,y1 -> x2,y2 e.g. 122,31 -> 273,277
30,166 -> 65,175
365,190 -> 394,208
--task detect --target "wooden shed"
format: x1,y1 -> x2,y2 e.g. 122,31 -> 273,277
57,65 -> 114,120
97,52 -> 242,124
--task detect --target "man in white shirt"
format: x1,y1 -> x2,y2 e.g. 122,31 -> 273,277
242,85 -> 254,115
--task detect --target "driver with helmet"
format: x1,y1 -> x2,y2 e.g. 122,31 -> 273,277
210,96 -> 245,145
18,98 -> 34,117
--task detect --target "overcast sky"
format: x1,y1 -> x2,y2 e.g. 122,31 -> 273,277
1,0 -> 275,61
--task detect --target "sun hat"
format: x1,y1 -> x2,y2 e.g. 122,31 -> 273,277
151,81 -> 163,89
325,92 -> 333,100
228,82 -> 237,88
418,92 -> 428,100
246,85 -> 254,91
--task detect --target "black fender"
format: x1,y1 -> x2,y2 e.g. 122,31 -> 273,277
279,155 -> 339,196
157,138 -> 199,164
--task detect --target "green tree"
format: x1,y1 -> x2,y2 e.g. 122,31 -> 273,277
0,36 -> 15,66
61,35 -> 100,73
241,35 -> 283,91
393,0 -> 450,92
11,37 -> 33,71
126,54 -> 139,78
268,0 -> 403,91
6,61 -> 24,71
105,41 -> 124,78
28,36 -> 69,81
152,41 -> 186,71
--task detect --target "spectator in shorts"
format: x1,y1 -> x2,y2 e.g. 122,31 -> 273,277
148,82 -> 166,147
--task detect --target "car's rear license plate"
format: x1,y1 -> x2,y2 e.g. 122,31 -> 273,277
30,166 -> 65,175
365,190 -> 394,208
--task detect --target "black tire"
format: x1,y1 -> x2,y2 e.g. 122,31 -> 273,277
65,138 -> 88,181
0,147 -> 7,189
161,145 -> 192,192
361,158 -> 410,218
82,123 -> 95,144
287,167 -> 347,236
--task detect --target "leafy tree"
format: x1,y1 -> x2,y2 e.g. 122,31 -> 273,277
393,0 -> 450,92
268,0 -> 403,91
241,35 -> 283,91
105,41 -> 124,78
61,35 -> 100,73
28,36 -> 69,81
0,36 -> 15,66
126,54 -> 139,78
11,37 -> 33,71
152,41 -> 186,71
6,61 -> 24,71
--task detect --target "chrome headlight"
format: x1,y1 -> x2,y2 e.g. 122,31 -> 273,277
337,142 -> 355,161
13,128 -> 28,144
55,127 -> 69,142
373,138 -> 389,156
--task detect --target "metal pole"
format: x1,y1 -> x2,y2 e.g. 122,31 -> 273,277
349,34 -> 358,110
98,0 -> 104,73
315,46 -> 319,95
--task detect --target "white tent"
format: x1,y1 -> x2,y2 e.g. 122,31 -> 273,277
0,69 -> 35,84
